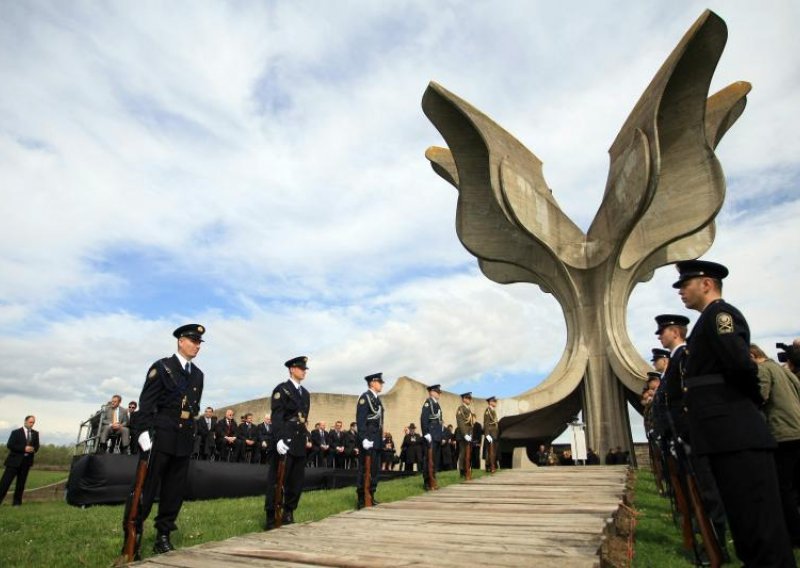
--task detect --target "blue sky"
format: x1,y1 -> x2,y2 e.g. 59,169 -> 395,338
1,1 -> 798,446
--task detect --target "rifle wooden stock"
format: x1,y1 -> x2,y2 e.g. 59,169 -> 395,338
665,452 -> 695,552
120,455 -> 149,563
364,451 -> 373,507
649,440 -> 666,496
488,441 -> 496,473
274,456 -> 287,529
685,458 -> 724,568
427,443 -> 438,490
465,441 -> 472,480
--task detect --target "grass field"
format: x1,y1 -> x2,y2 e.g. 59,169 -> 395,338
8,469 -> 70,491
0,469 -> 478,567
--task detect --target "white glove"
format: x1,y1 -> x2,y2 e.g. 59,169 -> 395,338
464,434 -> 472,442
486,435 -> 493,443
424,433 -> 432,443
362,439 -> 374,450
261,441 -> 267,448
138,431 -> 152,452
277,440 -> 289,455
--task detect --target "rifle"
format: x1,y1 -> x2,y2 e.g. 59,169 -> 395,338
649,437 -> 666,496
675,440 -> 724,568
274,455 -> 287,529
465,441 -> 472,480
664,447 -> 695,553
364,451 -> 373,507
427,443 -> 438,490
118,450 -> 151,564
488,440 -> 497,473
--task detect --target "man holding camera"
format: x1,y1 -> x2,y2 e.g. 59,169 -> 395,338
673,260 -> 794,566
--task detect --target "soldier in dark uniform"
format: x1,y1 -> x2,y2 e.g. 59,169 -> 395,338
483,396 -> 499,472
656,312 -> 729,556
420,384 -> 444,490
674,260 -> 795,566
264,356 -> 311,530
125,323 -> 205,556
356,372 -> 385,508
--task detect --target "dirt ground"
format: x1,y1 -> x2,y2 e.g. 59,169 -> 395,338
599,468 -> 637,567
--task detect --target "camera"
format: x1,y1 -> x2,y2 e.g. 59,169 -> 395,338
776,342 -> 798,366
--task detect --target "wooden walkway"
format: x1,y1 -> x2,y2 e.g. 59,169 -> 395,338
137,467 -> 629,567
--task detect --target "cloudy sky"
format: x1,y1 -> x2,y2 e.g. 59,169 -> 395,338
1,1 -> 798,446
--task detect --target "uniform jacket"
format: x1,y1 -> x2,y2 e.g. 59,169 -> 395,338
139,355 -> 204,457
684,299 -> 775,454
356,390 -> 384,450
270,379 -> 311,457
420,397 -> 444,442
483,406 -> 499,438
758,358 -> 800,443
664,345 -> 689,438
4,427 -> 39,468
455,404 -> 476,440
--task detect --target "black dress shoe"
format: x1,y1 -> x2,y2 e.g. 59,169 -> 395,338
264,511 -> 276,531
281,510 -> 294,525
153,533 -> 174,554
356,501 -> 365,510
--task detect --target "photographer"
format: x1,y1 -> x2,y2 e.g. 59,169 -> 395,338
751,343 -> 800,547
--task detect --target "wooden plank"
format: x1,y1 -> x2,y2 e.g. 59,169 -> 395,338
134,468 -> 627,567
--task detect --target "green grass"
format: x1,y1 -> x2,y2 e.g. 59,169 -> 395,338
10,469 -> 70,491
632,469 -> 800,566
0,469 -> 478,567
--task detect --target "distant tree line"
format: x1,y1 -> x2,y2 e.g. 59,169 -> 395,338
0,444 -> 73,468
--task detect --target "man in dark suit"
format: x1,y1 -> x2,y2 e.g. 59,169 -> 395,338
0,415 -> 40,506
237,413 -> 258,463
194,407 -> 217,460
329,420 -> 346,468
310,421 -> 330,467
675,260 -> 794,566
343,421 -> 359,469
264,356 -> 312,530
215,409 -> 239,462
256,414 -> 274,465
356,372 -> 385,508
402,424 -> 423,472
122,323 -> 205,557
420,384 -> 444,490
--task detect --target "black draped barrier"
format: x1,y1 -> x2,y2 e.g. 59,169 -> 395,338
65,454 -> 415,506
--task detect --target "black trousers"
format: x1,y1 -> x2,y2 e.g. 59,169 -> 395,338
708,449 -> 796,567
422,442 -> 440,488
265,453 -> 305,513
138,450 -> 190,534
0,462 -> 32,505
775,439 -> 800,542
356,449 -> 381,500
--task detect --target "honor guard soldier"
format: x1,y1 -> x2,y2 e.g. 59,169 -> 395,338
264,356 -> 311,530
124,323 -> 205,557
674,260 -> 794,566
455,392 -> 476,477
483,396 -> 499,473
420,384 -> 444,490
651,348 -> 670,375
356,372 -> 385,508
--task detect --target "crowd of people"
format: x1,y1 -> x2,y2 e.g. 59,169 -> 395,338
641,259 -> 800,567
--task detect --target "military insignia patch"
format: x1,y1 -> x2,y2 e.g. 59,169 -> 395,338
359,397 -> 365,405
274,391 -> 281,400
147,368 -> 157,380
716,312 -> 734,334
424,402 -> 429,407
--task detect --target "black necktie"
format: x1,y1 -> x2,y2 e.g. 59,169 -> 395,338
26,429 -> 31,443
185,362 -> 191,374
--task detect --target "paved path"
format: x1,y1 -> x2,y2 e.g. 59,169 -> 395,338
136,467 -> 628,567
